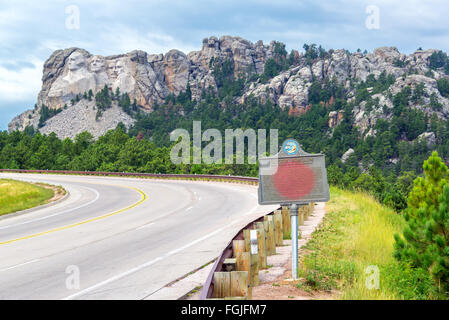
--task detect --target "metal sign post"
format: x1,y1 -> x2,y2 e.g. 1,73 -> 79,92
258,139 -> 330,281
290,203 -> 298,279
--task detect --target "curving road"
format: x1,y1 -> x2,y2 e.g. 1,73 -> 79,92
0,173 -> 278,300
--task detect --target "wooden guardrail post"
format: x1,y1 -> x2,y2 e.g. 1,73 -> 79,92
249,252 -> 259,286
308,203 -> 314,219
273,210 -> 283,246
232,240 -> 245,258
263,216 -> 276,255
255,223 -> 267,269
248,229 -> 260,287
305,203 -> 311,219
298,206 -> 304,226
281,206 -> 291,238
230,271 -> 250,299
236,252 -> 250,282
268,218 -> 276,254
213,272 -> 231,298
243,229 -> 251,252
303,205 -> 308,221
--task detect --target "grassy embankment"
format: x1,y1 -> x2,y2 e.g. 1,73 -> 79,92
297,186 -> 439,300
0,179 -> 56,216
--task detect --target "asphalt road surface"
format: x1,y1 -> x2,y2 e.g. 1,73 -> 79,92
0,173 -> 278,300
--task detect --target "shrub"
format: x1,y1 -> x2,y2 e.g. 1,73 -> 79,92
394,151 -> 449,292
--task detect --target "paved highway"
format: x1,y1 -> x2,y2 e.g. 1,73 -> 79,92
0,173 -> 278,300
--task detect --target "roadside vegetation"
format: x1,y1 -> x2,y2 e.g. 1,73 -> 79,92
298,152 -> 449,300
0,179 -> 55,216
297,186 -> 438,299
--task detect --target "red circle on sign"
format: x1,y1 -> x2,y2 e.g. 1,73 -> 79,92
273,160 -> 315,199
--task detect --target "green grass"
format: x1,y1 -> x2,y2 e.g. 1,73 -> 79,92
0,179 -> 55,216
297,186 -> 438,300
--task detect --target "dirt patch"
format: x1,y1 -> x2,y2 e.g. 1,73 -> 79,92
252,283 -> 334,300
34,182 -> 66,203
251,254 -> 335,300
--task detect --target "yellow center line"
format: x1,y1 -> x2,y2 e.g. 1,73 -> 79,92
0,184 -> 148,246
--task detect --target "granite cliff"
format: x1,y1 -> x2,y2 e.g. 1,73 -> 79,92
8,36 -> 449,141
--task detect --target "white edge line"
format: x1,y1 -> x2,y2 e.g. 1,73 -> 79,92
0,186 -> 100,230
135,223 -> 155,230
62,225 -> 228,300
63,203 -> 265,300
0,259 -> 40,272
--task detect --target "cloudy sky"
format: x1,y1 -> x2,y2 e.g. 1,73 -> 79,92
1,0 -> 448,130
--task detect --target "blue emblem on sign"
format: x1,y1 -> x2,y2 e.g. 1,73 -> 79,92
282,139 -> 299,156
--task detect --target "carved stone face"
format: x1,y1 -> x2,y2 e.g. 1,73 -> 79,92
88,55 -> 105,73
107,58 -> 126,79
113,59 -> 125,76
68,51 -> 87,71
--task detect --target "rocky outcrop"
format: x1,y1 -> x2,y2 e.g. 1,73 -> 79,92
8,109 -> 39,132
351,73 -> 449,137
328,110 -> 344,128
10,36 -> 277,133
417,132 -> 436,146
39,100 -> 134,140
188,36 -> 275,75
8,35 -> 449,143
242,47 -> 406,110
240,46 -> 449,120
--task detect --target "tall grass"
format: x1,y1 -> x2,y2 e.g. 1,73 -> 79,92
297,187 -> 437,300
0,179 -> 54,216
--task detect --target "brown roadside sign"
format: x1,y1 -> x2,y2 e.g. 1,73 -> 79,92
258,139 -> 330,205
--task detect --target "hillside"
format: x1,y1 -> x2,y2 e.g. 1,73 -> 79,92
4,36 -> 449,214
8,36 -> 449,146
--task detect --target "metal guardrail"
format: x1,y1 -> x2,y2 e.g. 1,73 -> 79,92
0,169 -> 259,183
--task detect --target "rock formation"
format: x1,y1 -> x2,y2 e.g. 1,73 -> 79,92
8,36 -> 449,142
9,36 -> 277,137
328,110 -> 344,128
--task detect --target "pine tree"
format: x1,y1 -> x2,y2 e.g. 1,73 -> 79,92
394,151 -> 449,291
119,93 -> 131,114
